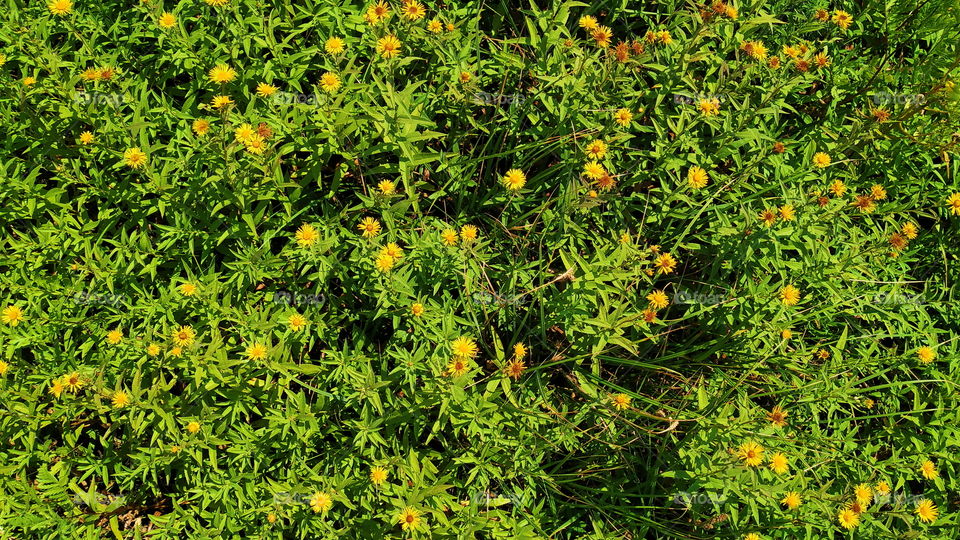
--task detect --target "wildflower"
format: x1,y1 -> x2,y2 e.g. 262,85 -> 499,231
208,64 -> 237,84
613,108 -> 633,126
920,459 -> 938,480
813,152 -> 831,168
1,305 -> 24,326
837,507 -> 860,529
320,72 -> 341,93
875,481 -> 890,496
375,253 -> 395,272
81,68 -> 100,81
172,325 -> 195,347
915,499 -> 938,523
147,344 -> 160,356
402,0 -> 426,20
211,95 -> 233,109
657,30 -> 672,44
768,56 -> 781,69
744,534 -> 761,540
814,9 -> 830,21
287,313 -> 308,331
582,161 -> 606,180
697,98 -> 720,116
179,282 -> 198,296
440,229 -> 458,246
170,347 -> 183,357
779,204 -> 795,221
782,491 -> 802,510
377,180 -> 396,195
619,232 -> 631,244
366,0 -> 390,24
410,303 -> 425,317
370,466 -> 388,486
124,147 -> 147,168
578,15 -> 598,30
445,357 -> 470,377
769,452 -> 789,475
870,184 -> 887,200
854,484 -> 872,505
256,82 -> 278,97
851,194 -> 876,213
917,347 -> 936,363
169,445 -> 181,453
460,224 -> 478,243
817,349 -> 830,360
106,329 -> 123,345
585,139 -> 607,160
397,507 -> 422,531
0,361 -> 8,376
646,290 -> 669,310
505,358 -> 527,380
358,217 -> 381,238
794,59 -> 810,72
376,34 -> 402,58
591,26 -> 613,48
295,224 -> 319,247
427,19 -> 443,33
501,169 -> 526,191
381,243 -> 403,259
595,172 -> 616,191
901,222 -> 918,239
760,208 -> 777,227
779,285 -> 801,306
451,337 -> 479,358
203,0 -> 229,6
63,372 -> 84,392
325,37 -> 345,55
308,491 -> 332,513
50,378 -> 64,398
748,41 -> 768,60
833,10 -> 853,30
193,118 -> 211,136
767,405 -> 788,428
687,166 -> 709,189
872,107 -> 891,122
79,131 -> 95,145
158,12 -> 176,29
245,134 -> 267,154
112,391 -> 130,408
23,76 -> 36,86
828,179 -> 847,197
737,441 -> 764,467
48,0 -> 72,15
654,253 -> 678,274
234,123 -> 256,144
611,393 -> 631,410
946,192 -> 960,215
513,343 -> 527,360
245,342 -> 268,361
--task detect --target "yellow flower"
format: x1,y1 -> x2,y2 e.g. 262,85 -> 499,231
256,82 -> 278,97
320,72 -> 341,93
657,30 -> 672,44
779,284 -> 801,306
172,325 -> 196,347
106,329 -> 123,345
451,336 -> 478,358
854,483 -> 872,505
584,139 -> 607,160
245,133 -> 267,154
374,253 -> 395,272
287,313 -> 308,331
47,0 -> 72,16
653,253 -> 678,274
697,98 -> 720,116
814,9 -> 830,21
23,76 -> 36,86
79,131 -> 95,145
376,34 -> 402,59
875,481 -> 890,495
613,108 -> 633,126
170,346 -> 183,357
513,343 -> 527,360
410,303 -> 425,317
781,491 -> 801,510
366,0 -> 391,24
295,224 -> 319,247
63,372 -> 84,393
759,208 -> 777,227
358,217 -> 381,238
737,441 -> 764,467
917,346 -> 936,364
397,507 -> 422,531
460,224 -> 478,242
501,169 -> 526,191
124,147 -> 148,168
193,118 -> 211,136
0,361 -> 9,376
212,95 -> 233,109
378,180 -> 396,194
646,290 -> 669,310
915,499 -> 938,523
779,204 -> 795,221
50,378 -> 64,398
591,25 -> 613,48
112,391 -> 130,408
370,466 -> 388,486
920,459 -> 938,480
837,507 -> 859,529
158,12 -> 176,29
203,0 -> 229,6
833,10 -> 853,30
325,37 -> 346,55
767,405 -> 788,428
445,357 -> 471,377
234,123 -> 256,144
1,305 -> 24,326
208,64 -> 237,84
179,282 -> 198,296
902,222 -> 918,239
946,192 -> 960,215
611,393 -> 631,411
186,421 -> 201,433
427,19 -> 443,33
401,0 -> 426,20
744,535 -> 761,540
578,15 -> 598,30
440,228 -> 457,245
245,342 -> 268,360
813,152 -> 831,168
828,179 -> 847,198
381,243 -> 403,259
582,161 -> 606,180
147,343 -> 161,356
769,452 -> 789,475
687,166 -> 709,189
505,358 -> 527,380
